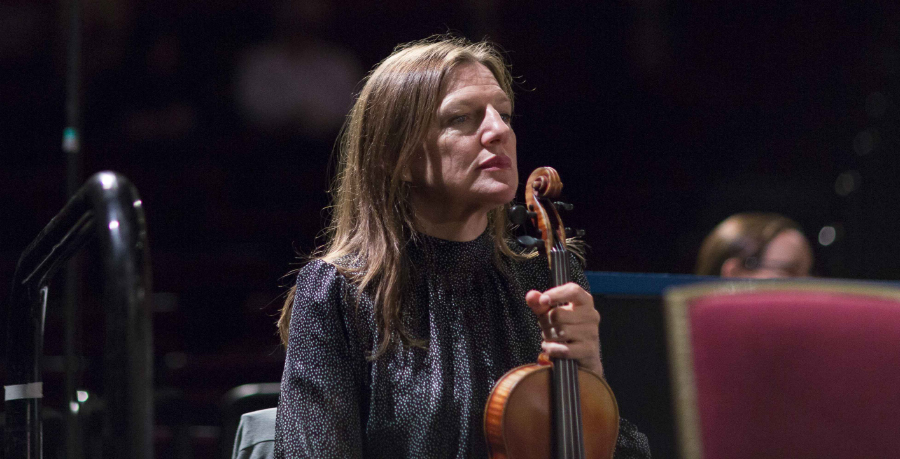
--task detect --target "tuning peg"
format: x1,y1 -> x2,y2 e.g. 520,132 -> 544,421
508,205 -> 527,224
565,227 -> 585,238
517,235 -> 544,248
554,201 -> 574,211
508,204 -> 537,225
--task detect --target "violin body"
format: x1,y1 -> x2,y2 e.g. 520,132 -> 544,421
484,363 -> 619,459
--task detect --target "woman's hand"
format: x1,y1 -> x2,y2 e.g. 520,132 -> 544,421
525,283 -> 604,377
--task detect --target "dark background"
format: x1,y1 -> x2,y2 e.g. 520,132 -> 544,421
3,0 -> 900,457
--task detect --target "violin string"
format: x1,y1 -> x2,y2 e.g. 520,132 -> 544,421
565,359 -> 578,457
551,247 -> 568,457
563,251 -> 575,459
572,360 -> 581,459
574,360 -> 585,459
564,247 -> 586,459
564,361 -> 573,458
563,243 -> 588,459
554,245 -> 580,458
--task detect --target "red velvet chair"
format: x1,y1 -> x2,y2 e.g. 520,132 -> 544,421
665,280 -> 900,459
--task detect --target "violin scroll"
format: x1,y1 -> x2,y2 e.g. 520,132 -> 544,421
524,167 -> 568,259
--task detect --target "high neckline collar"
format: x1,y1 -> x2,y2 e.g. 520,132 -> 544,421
409,229 -> 495,268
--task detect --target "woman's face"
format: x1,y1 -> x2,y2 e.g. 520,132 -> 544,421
724,229 -> 814,278
754,229 -> 814,278
405,61 -> 518,217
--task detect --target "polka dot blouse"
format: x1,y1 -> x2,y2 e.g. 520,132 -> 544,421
274,231 -> 651,458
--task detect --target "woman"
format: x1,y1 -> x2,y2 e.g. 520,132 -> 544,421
275,36 -> 651,458
695,212 -> 814,278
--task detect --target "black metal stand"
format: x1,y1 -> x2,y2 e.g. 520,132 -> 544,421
61,0 -> 84,452
5,171 -> 154,459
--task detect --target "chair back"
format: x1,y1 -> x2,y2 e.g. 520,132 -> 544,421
231,408 -> 277,459
665,280 -> 900,459
220,383 -> 280,459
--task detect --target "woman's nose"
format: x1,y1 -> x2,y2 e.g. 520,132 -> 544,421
481,106 -> 512,145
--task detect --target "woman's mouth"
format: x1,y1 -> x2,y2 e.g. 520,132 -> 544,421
478,156 -> 512,170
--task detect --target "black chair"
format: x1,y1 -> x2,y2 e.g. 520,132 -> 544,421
220,383 -> 280,459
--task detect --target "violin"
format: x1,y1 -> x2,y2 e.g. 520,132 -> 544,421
483,167 -> 619,459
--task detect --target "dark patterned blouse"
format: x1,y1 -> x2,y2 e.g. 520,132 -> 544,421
275,231 -> 651,458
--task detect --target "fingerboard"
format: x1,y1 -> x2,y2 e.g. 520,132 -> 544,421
550,244 -> 585,459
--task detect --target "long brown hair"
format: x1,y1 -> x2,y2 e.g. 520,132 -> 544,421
278,36 -> 523,357
695,212 -> 803,276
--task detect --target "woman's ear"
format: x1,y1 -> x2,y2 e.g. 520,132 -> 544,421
720,257 -> 745,278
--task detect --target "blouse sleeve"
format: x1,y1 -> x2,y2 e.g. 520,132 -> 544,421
566,252 -> 591,292
614,418 -> 652,458
274,261 -> 367,459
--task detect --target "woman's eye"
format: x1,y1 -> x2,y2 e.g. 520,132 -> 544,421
500,113 -> 512,124
450,115 -> 468,124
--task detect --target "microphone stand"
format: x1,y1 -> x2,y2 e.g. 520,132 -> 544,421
62,0 -> 84,456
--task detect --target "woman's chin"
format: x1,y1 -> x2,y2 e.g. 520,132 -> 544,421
481,187 -> 517,209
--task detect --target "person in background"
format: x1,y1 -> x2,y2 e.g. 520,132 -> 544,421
695,212 -> 814,278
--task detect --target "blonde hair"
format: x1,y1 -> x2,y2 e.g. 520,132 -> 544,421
278,36 -> 523,357
695,212 -> 803,276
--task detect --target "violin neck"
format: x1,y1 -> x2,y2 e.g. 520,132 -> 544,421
549,246 -> 586,459
550,246 -> 570,290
